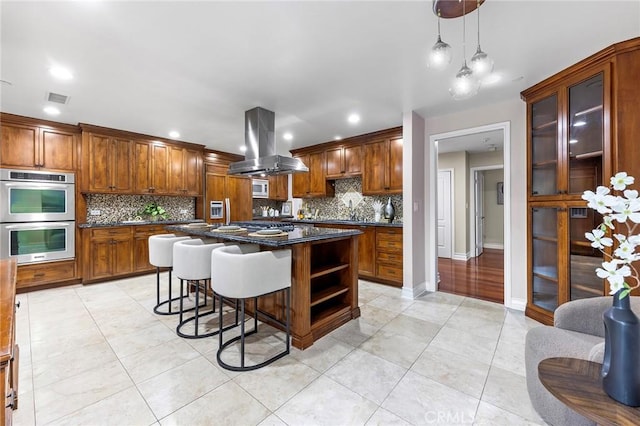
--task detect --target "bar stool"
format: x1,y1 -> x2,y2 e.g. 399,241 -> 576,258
211,244 -> 292,371
148,234 -> 190,315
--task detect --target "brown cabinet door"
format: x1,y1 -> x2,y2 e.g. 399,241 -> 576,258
88,134 -> 114,192
133,233 -> 151,272
344,145 -> 363,176
0,123 -> 39,168
184,148 -> 201,195
325,147 -> 343,178
206,172 -> 228,224
363,139 -> 388,194
308,151 -> 326,196
168,145 -> 185,194
41,129 -> 75,171
292,154 -> 309,197
113,237 -> 134,275
151,143 -> 169,194
227,176 -> 252,221
89,239 -> 114,280
268,175 -> 288,201
357,226 -> 376,277
112,138 -> 133,192
388,137 -> 403,192
134,141 -> 151,193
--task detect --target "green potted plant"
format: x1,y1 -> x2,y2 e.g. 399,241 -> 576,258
141,201 -> 167,221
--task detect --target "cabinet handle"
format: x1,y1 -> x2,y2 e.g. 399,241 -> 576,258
33,273 -> 45,278
15,301 -> 20,310
532,191 -> 539,195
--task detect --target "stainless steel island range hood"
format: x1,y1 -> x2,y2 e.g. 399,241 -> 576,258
228,107 -> 309,176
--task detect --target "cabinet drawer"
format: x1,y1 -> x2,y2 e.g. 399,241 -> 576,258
17,260 -> 76,286
377,264 -> 403,282
376,238 -> 402,250
377,251 -> 402,264
133,225 -> 166,237
90,227 -> 131,239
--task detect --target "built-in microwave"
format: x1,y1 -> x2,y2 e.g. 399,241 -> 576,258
252,179 -> 269,199
0,169 -> 75,223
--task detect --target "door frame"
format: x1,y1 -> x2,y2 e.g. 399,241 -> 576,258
429,121 -> 512,308
469,165 -> 504,257
437,168 -> 454,259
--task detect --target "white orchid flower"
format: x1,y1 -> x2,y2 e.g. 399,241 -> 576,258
624,189 -> 639,200
582,186 -> 616,214
611,172 -> 634,191
614,239 -> 637,261
612,198 -> 640,223
602,216 -> 615,229
596,261 -> 631,292
585,229 -> 613,249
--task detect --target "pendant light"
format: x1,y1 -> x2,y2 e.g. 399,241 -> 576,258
428,9 -> 452,70
449,0 -> 479,100
470,0 -> 493,78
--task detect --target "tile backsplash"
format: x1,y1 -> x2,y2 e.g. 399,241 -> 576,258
85,194 -> 195,224
299,178 -> 402,223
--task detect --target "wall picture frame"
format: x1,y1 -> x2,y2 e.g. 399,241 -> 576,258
282,201 -> 292,216
497,182 -> 504,205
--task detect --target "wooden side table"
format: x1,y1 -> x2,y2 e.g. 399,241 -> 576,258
538,357 -> 640,426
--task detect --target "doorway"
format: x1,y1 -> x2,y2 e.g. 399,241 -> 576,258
430,121 -> 512,307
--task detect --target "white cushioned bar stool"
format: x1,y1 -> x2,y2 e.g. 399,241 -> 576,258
211,244 -> 292,371
173,239 -> 240,339
148,234 -> 190,315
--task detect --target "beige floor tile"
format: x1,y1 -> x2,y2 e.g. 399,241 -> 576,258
47,386 -> 157,426
325,348 -> 407,405
159,381 -> 270,426
30,325 -> 107,363
366,294 -> 415,314
289,335 -> 354,373
382,371 -> 479,425
474,401 -> 546,425
481,366 -> 544,423
232,356 -> 319,410
411,346 -> 491,399
257,414 -> 288,426
365,407 -> 412,426
402,299 -> 459,325
34,360 -> 133,425
137,356 -> 229,419
11,390 -> 35,426
328,318 -> 379,347
357,304 -> 400,329
105,321 -> 177,358
359,329 -> 428,369
491,334 -> 526,377
32,341 -> 117,389
429,324 -> 499,365
119,337 -> 201,383
276,376 -> 378,426
381,313 -> 441,341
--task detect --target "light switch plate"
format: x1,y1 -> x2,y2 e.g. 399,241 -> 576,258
90,209 -> 101,216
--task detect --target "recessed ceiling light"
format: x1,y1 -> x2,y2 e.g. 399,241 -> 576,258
283,132 -> 293,141
334,136 -> 342,141
49,66 -> 73,80
569,139 -> 579,144
573,120 -> 587,127
169,131 -> 180,139
43,106 -> 60,116
239,145 -> 247,152
347,113 -> 360,124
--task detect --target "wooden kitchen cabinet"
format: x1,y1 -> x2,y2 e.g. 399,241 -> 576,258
363,134 -> 403,195
203,154 -> 253,224
1,117 -> 78,171
133,225 -> 168,273
268,174 -> 289,201
1,259 -> 18,426
82,227 -> 133,282
83,131 -> 133,193
521,37 -> 640,325
16,260 -> 77,290
134,141 -> 170,194
292,151 -> 334,198
325,144 -> 362,179
169,145 -> 202,196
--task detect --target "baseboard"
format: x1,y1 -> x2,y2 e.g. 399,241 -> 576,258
453,252 -> 470,261
483,243 -> 504,250
507,298 -> 526,311
402,281 -> 428,299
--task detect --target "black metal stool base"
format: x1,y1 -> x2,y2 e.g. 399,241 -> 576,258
176,280 -> 239,339
216,288 -> 290,372
153,267 -> 198,316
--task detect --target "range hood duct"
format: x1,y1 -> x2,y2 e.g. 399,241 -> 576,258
228,107 -> 309,176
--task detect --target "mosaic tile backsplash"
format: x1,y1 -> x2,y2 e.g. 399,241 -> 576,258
85,194 -> 195,224
301,178 -> 403,223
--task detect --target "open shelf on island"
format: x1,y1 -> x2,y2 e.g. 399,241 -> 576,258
310,262 -> 349,279
311,300 -> 351,329
311,285 -> 350,307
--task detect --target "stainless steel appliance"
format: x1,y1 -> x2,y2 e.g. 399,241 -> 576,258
252,179 -> 269,199
210,201 -> 223,219
0,169 -> 75,222
0,168 -> 76,264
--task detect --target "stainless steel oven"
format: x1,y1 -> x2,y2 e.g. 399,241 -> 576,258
0,169 -> 75,222
0,221 -> 76,264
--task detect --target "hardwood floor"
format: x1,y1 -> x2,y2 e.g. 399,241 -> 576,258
438,249 -> 504,304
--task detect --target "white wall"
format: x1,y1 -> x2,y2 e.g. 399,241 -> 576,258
482,168 -> 504,247
423,98 -> 527,309
438,151 -> 469,257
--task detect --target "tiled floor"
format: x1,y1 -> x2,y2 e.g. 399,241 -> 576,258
13,274 -> 546,425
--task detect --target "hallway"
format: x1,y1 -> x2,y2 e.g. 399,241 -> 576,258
438,249 -> 504,304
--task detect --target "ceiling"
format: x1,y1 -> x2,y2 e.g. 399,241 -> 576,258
1,1 -> 639,156
437,129 -> 503,154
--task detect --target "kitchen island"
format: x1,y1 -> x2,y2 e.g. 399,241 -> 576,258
165,223 -> 361,350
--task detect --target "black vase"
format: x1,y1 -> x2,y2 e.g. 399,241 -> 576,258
602,290 -> 640,406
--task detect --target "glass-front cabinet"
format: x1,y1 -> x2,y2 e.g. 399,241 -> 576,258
530,206 -> 560,311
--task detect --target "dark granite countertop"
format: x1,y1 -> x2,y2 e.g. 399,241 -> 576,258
286,219 -> 403,228
78,219 -> 204,228
165,223 -> 361,247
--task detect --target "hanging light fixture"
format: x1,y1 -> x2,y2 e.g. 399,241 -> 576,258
470,0 -> 493,78
449,0 -> 479,100
428,9 -> 452,70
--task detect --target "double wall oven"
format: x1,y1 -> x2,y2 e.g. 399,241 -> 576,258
0,169 -> 76,264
